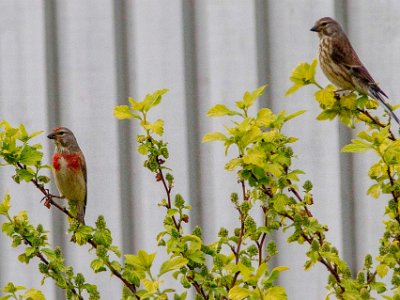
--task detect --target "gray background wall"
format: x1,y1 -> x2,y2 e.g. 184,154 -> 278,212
0,1 -> 398,299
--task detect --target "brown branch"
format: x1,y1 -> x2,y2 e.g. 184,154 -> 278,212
22,237 -> 82,299
280,211 -> 344,292
357,109 -> 396,141
16,163 -> 139,298
157,166 -> 179,230
151,154 -> 208,299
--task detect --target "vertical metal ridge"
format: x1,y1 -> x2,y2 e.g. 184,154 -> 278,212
182,0 -> 203,230
255,0 -> 271,107
335,1 -> 357,273
112,0 -> 134,254
43,1 -> 64,298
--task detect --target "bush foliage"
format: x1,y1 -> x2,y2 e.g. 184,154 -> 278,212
1,60 -> 400,299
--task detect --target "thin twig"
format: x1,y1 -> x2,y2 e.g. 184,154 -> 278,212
16,163 -> 139,297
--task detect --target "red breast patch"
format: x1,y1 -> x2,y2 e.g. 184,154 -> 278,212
53,153 -> 81,172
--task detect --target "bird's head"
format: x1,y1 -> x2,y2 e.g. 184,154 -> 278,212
310,17 -> 342,38
47,127 -> 80,152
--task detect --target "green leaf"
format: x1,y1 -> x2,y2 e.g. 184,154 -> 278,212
207,104 -> 238,117
125,250 -> 156,271
15,168 -> 35,182
19,146 -> 43,166
159,257 -> 188,276
202,132 -> 227,143
113,105 -> 136,120
90,258 -> 106,273
228,286 -> 252,300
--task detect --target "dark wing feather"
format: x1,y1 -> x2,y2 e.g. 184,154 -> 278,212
331,34 -> 377,86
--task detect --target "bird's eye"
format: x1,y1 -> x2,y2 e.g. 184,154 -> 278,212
59,132 -> 65,135
320,22 -> 328,27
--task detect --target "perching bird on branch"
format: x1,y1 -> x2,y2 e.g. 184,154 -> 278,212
48,127 -> 87,225
311,17 -> 400,125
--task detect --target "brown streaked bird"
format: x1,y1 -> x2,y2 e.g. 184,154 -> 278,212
48,127 -> 87,225
310,17 -> 400,124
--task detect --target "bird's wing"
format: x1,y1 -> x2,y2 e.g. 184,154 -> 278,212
331,35 -> 377,86
80,152 -> 87,216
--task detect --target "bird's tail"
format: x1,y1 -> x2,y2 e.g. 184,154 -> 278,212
369,86 -> 400,125
76,199 -> 86,225
69,199 -> 86,225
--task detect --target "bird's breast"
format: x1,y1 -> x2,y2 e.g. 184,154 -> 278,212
52,153 -> 86,202
53,153 -> 82,172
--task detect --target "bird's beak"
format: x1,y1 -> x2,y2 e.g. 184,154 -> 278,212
47,132 -> 56,140
310,25 -> 318,32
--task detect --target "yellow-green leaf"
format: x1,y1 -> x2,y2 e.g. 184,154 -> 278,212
256,108 -> 275,127
202,132 -> 227,143
284,110 -> 306,122
23,288 -> 45,300
137,144 -> 149,155
286,59 -> 318,96
207,104 -> 237,117
142,278 -> 159,292
367,184 -> 381,198
341,139 -> 372,153
0,194 -> 11,215
242,85 -> 267,108
263,286 -> 288,300
159,257 -> 188,276
144,119 -> 164,136
315,85 -> 336,108
376,263 -> 389,278
317,110 -> 338,121
228,286 -> 252,300
113,105 -> 135,120
242,147 -> 265,166
129,97 -> 144,111
142,89 -> 169,112
239,127 -> 262,148
125,250 -> 156,271
272,266 -> 289,272
225,158 -> 243,171
340,93 -> 357,110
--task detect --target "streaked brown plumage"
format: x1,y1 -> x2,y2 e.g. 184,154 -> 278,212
48,127 -> 87,225
311,17 -> 400,124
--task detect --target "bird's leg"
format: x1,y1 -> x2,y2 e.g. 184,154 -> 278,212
334,89 -> 353,100
41,190 -> 66,209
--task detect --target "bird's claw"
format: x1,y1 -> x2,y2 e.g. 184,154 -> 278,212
40,196 -> 52,209
334,89 -> 353,100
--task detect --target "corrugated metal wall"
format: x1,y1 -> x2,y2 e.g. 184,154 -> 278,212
0,1 -> 398,299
